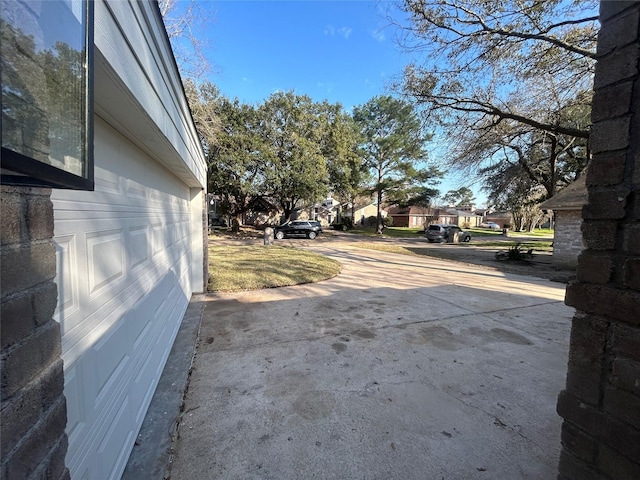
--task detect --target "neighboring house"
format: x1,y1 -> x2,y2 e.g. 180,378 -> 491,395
539,175 -> 588,267
244,196 -> 279,226
303,196 -> 384,226
207,194 -> 226,227
445,208 -> 484,228
1,1 -> 207,479
484,212 -> 514,228
385,205 -> 433,228
353,199 -> 385,225
385,206 -> 483,229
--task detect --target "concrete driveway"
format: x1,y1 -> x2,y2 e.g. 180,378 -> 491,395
168,242 -> 572,479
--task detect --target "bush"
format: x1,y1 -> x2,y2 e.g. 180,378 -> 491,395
383,216 -> 394,227
495,243 -> 533,262
365,215 -> 378,227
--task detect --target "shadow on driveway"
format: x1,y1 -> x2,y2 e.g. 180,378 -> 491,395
165,246 -> 572,479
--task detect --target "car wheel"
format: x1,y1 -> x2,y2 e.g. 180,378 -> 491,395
427,239 -> 435,243
275,231 -> 284,240
463,236 -> 471,242
308,231 -> 317,240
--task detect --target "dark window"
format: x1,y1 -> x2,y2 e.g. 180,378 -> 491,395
1,0 -> 93,189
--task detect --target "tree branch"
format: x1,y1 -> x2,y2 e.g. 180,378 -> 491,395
422,95 -> 590,138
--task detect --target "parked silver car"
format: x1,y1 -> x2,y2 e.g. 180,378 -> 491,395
480,221 -> 501,230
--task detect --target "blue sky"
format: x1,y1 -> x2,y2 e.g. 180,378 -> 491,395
188,0 -> 487,205
205,0 -> 407,110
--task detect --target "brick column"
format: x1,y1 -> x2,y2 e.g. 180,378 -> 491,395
1,186 -> 69,479
558,2 -> 640,479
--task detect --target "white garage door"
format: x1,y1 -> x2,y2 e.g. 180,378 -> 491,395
52,117 -> 196,479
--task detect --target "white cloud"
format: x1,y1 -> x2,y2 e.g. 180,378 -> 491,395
318,81 -> 335,93
324,24 -> 336,36
325,24 -> 352,39
370,29 -> 385,42
339,27 -> 352,39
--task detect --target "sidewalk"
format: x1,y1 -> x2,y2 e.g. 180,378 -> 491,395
129,244 -> 573,479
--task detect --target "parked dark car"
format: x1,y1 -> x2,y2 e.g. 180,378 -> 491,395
425,224 -> 471,243
274,220 -> 322,240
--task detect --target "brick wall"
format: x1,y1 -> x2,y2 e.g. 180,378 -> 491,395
558,2 -> 640,479
554,210 -> 586,267
1,186 -> 69,480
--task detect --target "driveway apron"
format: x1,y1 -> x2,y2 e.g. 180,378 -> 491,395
169,242 -> 572,479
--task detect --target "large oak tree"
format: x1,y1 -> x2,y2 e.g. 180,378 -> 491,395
258,91 -> 331,222
394,0 -> 597,217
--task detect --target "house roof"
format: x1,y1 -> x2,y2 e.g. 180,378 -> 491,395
248,196 -> 278,213
385,205 -> 434,215
445,208 -> 482,217
539,175 -> 588,210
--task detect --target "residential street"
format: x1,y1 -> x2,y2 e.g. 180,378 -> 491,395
167,240 -> 573,479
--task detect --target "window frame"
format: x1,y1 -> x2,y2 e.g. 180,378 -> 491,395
1,0 -> 94,190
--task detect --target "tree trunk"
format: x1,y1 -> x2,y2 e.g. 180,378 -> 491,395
376,190 -> 384,234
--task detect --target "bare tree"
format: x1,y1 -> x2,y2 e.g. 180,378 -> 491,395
395,0 -> 598,139
159,0 -> 213,80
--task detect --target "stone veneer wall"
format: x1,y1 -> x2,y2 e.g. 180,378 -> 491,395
558,2 -> 640,479
1,186 -> 69,480
554,210 -> 586,268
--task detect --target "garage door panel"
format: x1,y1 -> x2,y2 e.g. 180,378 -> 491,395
64,363 -> 87,448
132,351 -> 157,424
128,225 -> 149,270
52,118 -> 198,479
55,234 -> 80,322
96,396 -> 134,480
93,321 -> 131,408
86,229 -> 125,298
125,178 -> 147,200
95,164 -> 123,195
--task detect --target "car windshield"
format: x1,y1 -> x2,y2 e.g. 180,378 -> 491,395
428,225 -> 441,231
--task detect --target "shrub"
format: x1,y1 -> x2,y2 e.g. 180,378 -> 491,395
495,243 -> 533,262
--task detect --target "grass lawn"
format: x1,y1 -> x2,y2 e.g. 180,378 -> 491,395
348,226 -> 424,237
355,239 -> 553,258
208,245 -> 341,292
347,226 -> 553,239
473,240 -> 553,251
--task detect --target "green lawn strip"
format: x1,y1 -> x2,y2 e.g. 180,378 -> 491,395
346,226 -> 554,239
468,228 -> 504,237
353,240 -> 553,260
476,241 -> 553,251
208,245 -> 341,292
352,243 -> 421,257
353,243 -> 470,263
347,226 -> 424,237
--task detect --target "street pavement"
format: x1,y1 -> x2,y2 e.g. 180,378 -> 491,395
167,241 -> 573,479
